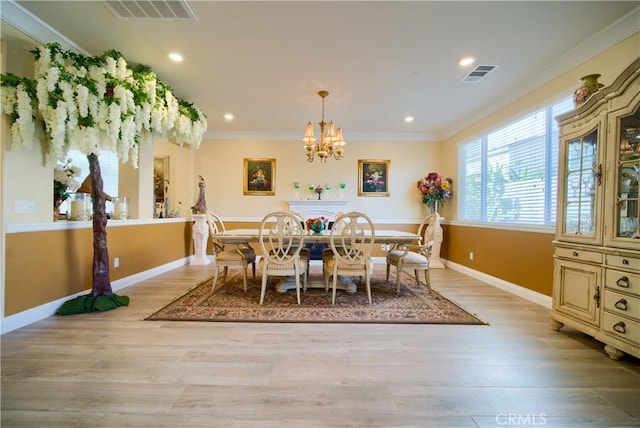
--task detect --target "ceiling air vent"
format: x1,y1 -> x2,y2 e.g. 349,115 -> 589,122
105,1 -> 197,20
461,64 -> 498,83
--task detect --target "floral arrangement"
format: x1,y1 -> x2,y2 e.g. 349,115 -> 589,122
365,168 -> 385,189
53,159 -> 82,207
250,166 -> 268,187
417,172 -> 453,207
0,42 -> 207,166
306,216 -> 328,233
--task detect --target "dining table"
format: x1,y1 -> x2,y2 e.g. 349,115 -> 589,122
212,228 -> 422,293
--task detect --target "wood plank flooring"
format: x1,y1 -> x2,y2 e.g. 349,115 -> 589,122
2,263 -> 639,427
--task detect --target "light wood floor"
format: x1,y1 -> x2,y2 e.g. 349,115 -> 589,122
2,263 -> 639,428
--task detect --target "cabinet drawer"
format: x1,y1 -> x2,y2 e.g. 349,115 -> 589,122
606,254 -> 640,271
556,247 -> 603,263
602,312 -> 640,346
605,269 -> 640,297
604,290 -> 640,321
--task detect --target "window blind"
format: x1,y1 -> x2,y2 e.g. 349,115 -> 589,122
459,96 -> 574,226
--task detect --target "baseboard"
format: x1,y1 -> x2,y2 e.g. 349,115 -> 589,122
1,257 -> 192,335
444,260 -> 552,308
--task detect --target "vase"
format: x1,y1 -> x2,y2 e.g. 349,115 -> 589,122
573,74 -> 604,107
53,200 -> 62,221
310,223 -> 325,234
423,201 -> 438,216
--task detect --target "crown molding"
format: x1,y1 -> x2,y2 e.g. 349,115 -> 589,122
443,6 -> 640,141
0,0 -> 88,54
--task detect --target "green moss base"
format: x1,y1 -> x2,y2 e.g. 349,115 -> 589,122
56,294 -> 130,315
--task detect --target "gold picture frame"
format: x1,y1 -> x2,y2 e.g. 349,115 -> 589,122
243,158 -> 276,195
153,156 -> 170,217
358,159 -> 390,196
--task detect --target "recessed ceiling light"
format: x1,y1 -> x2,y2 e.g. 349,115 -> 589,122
459,56 -> 475,67
224,113 -> 234,122
168,52 -> 183,62
404,116 -> 414,123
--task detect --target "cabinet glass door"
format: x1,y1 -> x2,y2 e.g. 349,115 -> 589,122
617,110 -> 640,240
563,129 -> 599,237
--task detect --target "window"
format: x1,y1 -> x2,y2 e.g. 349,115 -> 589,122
458,96 -> 574,226
60,149 -> 119,213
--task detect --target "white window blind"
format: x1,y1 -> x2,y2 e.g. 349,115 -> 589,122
59,150 -> 120,214
459,96 -> 574,226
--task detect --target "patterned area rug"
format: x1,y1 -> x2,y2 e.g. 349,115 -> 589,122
145,269 -> 487,325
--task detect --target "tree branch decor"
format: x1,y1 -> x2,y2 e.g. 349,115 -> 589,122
1,43 -> 207,314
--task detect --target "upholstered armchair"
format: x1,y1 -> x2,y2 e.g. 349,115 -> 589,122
385,213 -> 437,293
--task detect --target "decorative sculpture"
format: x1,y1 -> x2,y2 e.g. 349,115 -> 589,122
191,175 -> 208,214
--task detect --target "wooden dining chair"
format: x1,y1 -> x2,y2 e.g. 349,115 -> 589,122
259,211 -> 308,304
323,211 -> 375,304
386,213 -> 437,293
206,210 -> 256,292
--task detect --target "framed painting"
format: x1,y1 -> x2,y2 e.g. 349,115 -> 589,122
153,156 -> 170,217
244,158 -> 276,195
358,159 -> 390,196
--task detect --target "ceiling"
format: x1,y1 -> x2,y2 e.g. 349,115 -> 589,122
2,1 -> 638,142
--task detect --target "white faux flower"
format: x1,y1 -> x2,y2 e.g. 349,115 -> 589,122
105,57 -> 117,76
0,86 -> 17,115
16,85 -> 35,149
76,84 -> 89,117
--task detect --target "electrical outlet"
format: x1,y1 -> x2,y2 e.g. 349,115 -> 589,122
15,200 -> 36,213
469,252 -> 474,260
113,257 -> 120,268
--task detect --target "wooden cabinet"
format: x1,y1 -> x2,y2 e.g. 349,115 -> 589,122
552,58 -> 640,360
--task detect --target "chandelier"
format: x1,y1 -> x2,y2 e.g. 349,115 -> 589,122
303,90 -> 346,163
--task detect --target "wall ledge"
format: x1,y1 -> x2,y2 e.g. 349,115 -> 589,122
5,217 -> 190,234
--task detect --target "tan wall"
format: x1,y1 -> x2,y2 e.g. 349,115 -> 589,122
438,33 -> 640,221
5,221 -> 194,316
441,225 -> 555,296
194,139 -> 438,221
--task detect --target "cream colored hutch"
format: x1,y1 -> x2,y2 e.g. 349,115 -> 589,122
552,58 -> 640,360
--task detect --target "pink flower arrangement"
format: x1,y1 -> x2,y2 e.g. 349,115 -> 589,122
417,172 -> 453,207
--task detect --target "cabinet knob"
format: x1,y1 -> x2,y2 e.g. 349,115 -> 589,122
613,321 -> 627,335
616,276 -> 630,288
572,251 -> 579,257
622,258 -> 629,265
614,299 -> 628,311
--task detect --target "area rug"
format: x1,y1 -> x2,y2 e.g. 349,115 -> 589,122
145,269 -> 488,325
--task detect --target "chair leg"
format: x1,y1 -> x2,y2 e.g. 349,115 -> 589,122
414,269 -> 420,285
302,267 -> 308,293
259,267 -> 268,305
323,265 -> 330,291
242,269 -> 248,292
424,269 -> 432,292
386,263 -> 390,282
251,262 -> 256,282
222,267 -> 228,283
295,267 -> 301,305
365,268 -> 372,305
332,272 -> 338,305
212,266 -> 220,292
396,265 -> 402,293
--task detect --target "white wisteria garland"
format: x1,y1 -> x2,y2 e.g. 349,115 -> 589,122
0,43 -> 207,167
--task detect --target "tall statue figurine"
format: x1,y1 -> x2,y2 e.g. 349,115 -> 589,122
191,175 -> 208,214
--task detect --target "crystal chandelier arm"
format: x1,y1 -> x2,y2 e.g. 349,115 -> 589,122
302,90 -> 345,163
